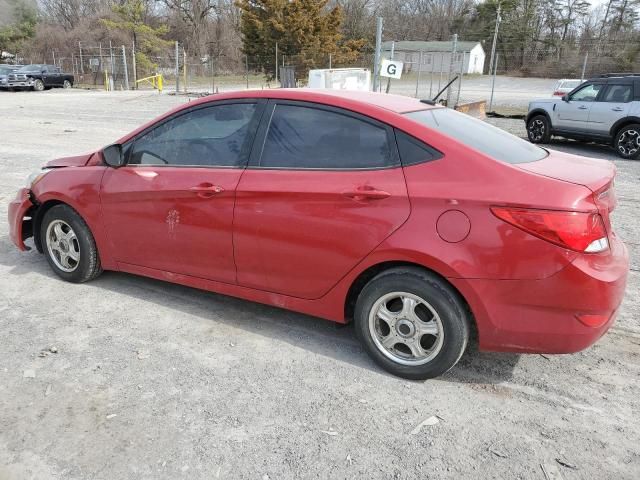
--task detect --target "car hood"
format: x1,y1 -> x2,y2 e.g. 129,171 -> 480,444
45,152 -> 96,168
517,148 -> 615,193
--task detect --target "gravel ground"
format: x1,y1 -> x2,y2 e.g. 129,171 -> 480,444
0,89 -> 639,480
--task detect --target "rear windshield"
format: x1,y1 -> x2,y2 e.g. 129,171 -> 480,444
404,108 -> 547,164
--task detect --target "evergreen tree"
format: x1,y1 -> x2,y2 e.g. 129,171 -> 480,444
236,0 -> 366,80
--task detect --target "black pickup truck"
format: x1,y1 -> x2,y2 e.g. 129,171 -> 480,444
7,64 -> 74,91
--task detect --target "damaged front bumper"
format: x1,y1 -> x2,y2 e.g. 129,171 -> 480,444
8,188 -> 36,251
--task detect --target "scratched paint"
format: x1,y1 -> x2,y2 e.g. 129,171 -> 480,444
166,209 -> 180,237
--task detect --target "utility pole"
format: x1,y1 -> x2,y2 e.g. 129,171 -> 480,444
373,16 -> 383,92
581,51 -> 589,81
385,41 -> 395,94
488,3 -> 501,76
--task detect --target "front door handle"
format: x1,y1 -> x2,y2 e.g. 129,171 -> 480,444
612,107 -> 624,112
342,187 -> 391,201
189,183 -> 224,198
578,105 -> 588,110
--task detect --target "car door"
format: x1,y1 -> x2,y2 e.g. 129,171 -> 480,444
554,83 -> 604,130
100,100 -> 264,283
233,101 -> 411,300
587,82 -> 633,134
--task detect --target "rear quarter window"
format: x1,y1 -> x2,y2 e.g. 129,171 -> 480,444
405,108 -> 547,164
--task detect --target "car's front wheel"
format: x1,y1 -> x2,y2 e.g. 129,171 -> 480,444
527,115 -> 551,143
32,79 -> 45,91
41,205 -> 102,283
614,124 -> 640,160
354,267 -> 470,380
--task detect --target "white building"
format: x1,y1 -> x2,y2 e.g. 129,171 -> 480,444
382,41 -> 486,74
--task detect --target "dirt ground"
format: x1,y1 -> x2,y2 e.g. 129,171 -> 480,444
0,89 -> 638,480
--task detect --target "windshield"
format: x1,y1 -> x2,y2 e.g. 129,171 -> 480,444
17,65 -> 43,73
404,108 -> 547,164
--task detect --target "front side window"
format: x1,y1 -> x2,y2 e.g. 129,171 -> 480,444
259,104 -> 393,169
569,84 -> 603,102
601,84 -> 633,103
405,108 -> 547,164
129,103 -> 257,167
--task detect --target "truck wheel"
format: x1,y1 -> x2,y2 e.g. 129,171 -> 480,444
614,124 -> 640,160
63,80 -> 72,89
33,79 -> 45,91
527,115 -> 551,143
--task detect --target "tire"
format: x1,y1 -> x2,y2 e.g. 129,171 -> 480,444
33,79 -> 45,91
63,80 -> 72,89
354,267 -> 470,380
613,124 -> 640,160
40,205 -> 103,283
527,114 -> 551,143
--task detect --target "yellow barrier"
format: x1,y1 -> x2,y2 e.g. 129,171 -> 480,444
135,74 -> 163,93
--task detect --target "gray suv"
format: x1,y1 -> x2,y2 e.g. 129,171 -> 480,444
526,73 -> 640,159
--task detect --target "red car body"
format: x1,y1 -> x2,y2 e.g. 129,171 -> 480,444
8,89 -> 628,354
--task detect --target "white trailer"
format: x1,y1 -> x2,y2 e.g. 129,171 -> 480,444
307,68 -> 371,91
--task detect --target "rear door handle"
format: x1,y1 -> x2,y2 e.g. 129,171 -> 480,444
342,188 -> 391,201
578,105 -> 588,110
612,107 -> 624,111
189,183 -> 224,198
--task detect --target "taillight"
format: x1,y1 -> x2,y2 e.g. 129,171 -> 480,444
491,207 -> 609,253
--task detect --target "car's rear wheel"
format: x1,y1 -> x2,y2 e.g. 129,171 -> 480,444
33,79 -> 44,91
354,267 -> 470,379
527,115 -> 551,143
41,205 -> 102,283
63,80 -> 72,89
614,124 -> 640,160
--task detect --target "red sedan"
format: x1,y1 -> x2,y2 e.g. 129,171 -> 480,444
8,89 -> 629,379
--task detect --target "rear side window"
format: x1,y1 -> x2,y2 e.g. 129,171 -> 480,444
259,104 -> 393,169
405,108 -> 547,164
601,84 -> 633,103
129,103 -> 257,167
394,130 -> 442,165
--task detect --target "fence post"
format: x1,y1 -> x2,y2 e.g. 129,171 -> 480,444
489,53 -> 499,112
446,33 -> 457,105
456,51 -> 465,106
131,40 -> 137,90
329,53 -> 332,69
581,51 -> 589,81
79,41 -> 84,74
415,50 -> 423,98
122,45 -> 129,90
385,41 -> 395,93
275,42 -> 278,85
175,41 -> 180,93
109,40 -> 115,82
183,48 -> 187,93
373,16 -> 383,92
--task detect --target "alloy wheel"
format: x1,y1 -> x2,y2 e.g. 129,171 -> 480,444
617,129 -> 639,157
368,291 -> 444,366
528,119 -> 545,142
45,220 -> 80,272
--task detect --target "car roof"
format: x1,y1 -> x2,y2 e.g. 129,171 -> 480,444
191,89 -> 435,114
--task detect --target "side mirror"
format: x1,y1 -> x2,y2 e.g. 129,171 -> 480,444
102,144 -> 124,168
562,94 -> 569,102
41,70 -> 47,74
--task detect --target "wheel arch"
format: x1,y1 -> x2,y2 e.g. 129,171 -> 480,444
32,199 -> 70,253
610,116 -> 640,137
343,261 -> 477,339
525,109 -> 551,125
